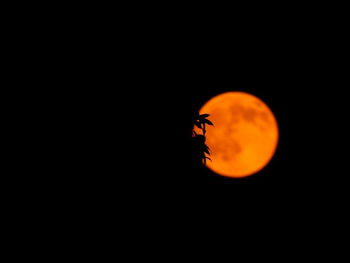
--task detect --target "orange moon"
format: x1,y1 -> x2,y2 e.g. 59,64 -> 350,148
197,92 -> 279,178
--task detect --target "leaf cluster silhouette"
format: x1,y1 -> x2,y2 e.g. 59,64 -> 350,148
192,113 -> 214,164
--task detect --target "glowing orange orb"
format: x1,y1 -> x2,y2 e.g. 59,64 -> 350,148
197,91 -> 279,178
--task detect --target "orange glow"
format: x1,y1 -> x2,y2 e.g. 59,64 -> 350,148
196,92 -> 279,178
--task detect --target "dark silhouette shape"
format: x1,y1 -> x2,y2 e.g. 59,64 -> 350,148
191,113 -> 214,164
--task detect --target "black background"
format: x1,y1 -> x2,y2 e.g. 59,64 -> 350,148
38,7 -> 347,213
67,25 -> 345,223
14,5 -> 349,254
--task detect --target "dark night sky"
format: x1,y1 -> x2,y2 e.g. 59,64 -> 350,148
16,4 -> 349,255
127,25 -> 345,218
55,9 -> 347,213
105,56 -> 340,210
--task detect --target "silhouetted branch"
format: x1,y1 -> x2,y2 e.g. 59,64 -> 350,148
192,113 -> 214,164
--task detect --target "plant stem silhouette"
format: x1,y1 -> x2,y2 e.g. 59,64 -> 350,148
192,113 -> 214,164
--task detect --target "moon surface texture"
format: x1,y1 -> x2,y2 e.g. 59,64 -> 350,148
198,92 -> 279,178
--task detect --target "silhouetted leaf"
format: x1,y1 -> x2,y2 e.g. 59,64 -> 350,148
192,112 -> 214,166
203,119 -> 213,126
198,114 -> 210,119
202,156 -> 212,164
195,121 -> 202,129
